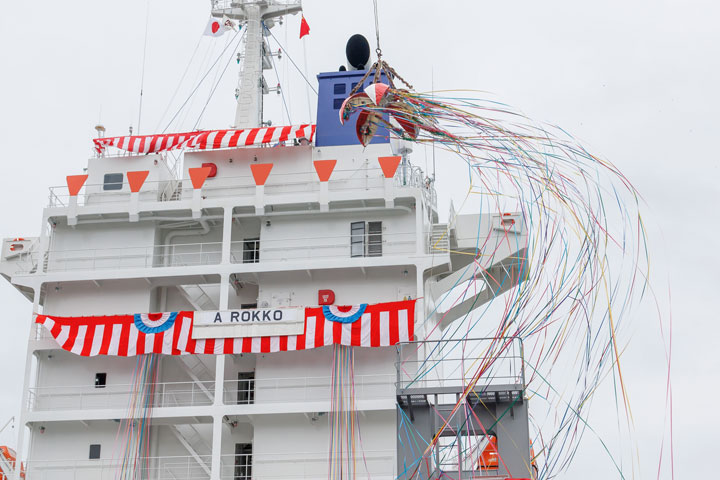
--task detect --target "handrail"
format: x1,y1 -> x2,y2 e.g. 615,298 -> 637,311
26,451 -> 394,479
14,226 -> 448,273
395,337 -> 526,391
27,381 -> 215,411
46,165 -> 437,208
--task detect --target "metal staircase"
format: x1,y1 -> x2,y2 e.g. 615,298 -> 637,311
428,223 -> 450,253
176,284 -> 218,311
428,213 -> 528,330
170,424 -> 211,477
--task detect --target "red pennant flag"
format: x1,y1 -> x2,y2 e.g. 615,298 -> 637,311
299,15 -> 310,38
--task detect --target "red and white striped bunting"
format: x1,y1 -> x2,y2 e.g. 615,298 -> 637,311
35,300 -> 415,357
93,125 -> 316,155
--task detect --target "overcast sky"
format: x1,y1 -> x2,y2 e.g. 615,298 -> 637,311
0,0 -> 717,477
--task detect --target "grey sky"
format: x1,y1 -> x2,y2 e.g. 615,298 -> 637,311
0,0 -> 717,477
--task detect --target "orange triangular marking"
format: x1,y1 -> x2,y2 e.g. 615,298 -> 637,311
66,174 -> 89,196
313,160 -> 337,182
378,156 -> 402,178
250,163 -> 274,186
127,170 -> 150,193
189,166 -> 212,189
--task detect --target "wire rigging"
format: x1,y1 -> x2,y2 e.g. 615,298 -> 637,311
162,28 -> 243,133
193,29 -> 247,130
266,28 -> 318,96
136,0 -> 152,135
153,34 -> 204,133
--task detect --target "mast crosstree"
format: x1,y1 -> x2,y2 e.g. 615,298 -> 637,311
211,0 -> 302,129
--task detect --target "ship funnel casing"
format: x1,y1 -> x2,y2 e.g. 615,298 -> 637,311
315,70 -> 390,147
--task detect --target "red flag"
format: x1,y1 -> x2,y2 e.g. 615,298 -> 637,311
299,15 -> 310,38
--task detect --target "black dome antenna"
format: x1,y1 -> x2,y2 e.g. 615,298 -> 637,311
345,34 -> 370,70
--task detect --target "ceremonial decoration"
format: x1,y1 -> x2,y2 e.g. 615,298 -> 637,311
322,304 -> 367,324
35,299 -> 415,357
93,124 -> 316,155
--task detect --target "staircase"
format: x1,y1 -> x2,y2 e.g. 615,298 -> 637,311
428,223 -> 450,253
176,284 -> 217,311
170,425 -> 211,477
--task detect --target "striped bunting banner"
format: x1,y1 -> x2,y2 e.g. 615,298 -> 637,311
35,299 -> 416,357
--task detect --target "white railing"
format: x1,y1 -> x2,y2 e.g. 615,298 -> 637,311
230,231 -> 417,263
223,374 -> 395,405
26,374 -> 395,412
27,381 -> 214,411
47,179 -> 181,208
25,455 -> 214,480
25,451 -> 393,480
396,338 -> 525,392
39,241 -> 223,272
46,165 -> 437,208
240,451 -> 395,480
15,230 -> 426,273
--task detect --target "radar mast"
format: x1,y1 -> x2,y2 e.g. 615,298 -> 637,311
211,0 -> 302,129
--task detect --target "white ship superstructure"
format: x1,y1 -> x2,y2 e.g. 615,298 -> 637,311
0,3 -> 532,479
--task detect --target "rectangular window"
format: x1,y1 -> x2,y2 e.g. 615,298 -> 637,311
333,97 -> 345,110
234,443 -> 253,480
350,222 -> 382,257
237,372 -> 255,405
437,434 -> 497,472
89,444 -> 101,460
243,238 -> 260,264
350,222 -> 365,258
103,173 -> 123,191
94,373 -> 107,388
367,221 -> 383,257
333,83 -> 346,95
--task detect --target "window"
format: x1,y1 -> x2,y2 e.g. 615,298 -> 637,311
351,222 -> 365,258
241,303 -> 258,309
367,221 -> 383,257
437,434 -> 497,472
333,83 -> 346,94
243,238 -> 260,264
333,97 -> 345,110
89,444 -> 101,460
234,443 -> 252,480
94,373 -> 107,388
237,372 -> 255,405
350,221 -> 382,258
103,173 -> 123,191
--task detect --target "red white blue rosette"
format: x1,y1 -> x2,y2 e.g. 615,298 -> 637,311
134,312 -> 178,334
322,304 -> 368,324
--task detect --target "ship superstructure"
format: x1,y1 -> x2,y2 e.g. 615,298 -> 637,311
0,3 -> 532,479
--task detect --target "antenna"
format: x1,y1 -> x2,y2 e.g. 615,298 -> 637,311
212,0 -> 303,129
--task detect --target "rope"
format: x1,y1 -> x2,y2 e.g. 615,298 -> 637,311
266,28 -> 318,96
136,0 -> 151,135
193,29 -> 246,130
153,35 -> 204,132
265,23 -> 292,124
372,0 -> 381,58
162,28 -> 243,133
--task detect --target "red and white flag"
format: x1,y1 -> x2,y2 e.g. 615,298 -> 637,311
204,16 -> 235,37
299,15 -> 310,38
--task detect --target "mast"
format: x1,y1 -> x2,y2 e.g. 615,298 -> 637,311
211,0 -> 302,129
